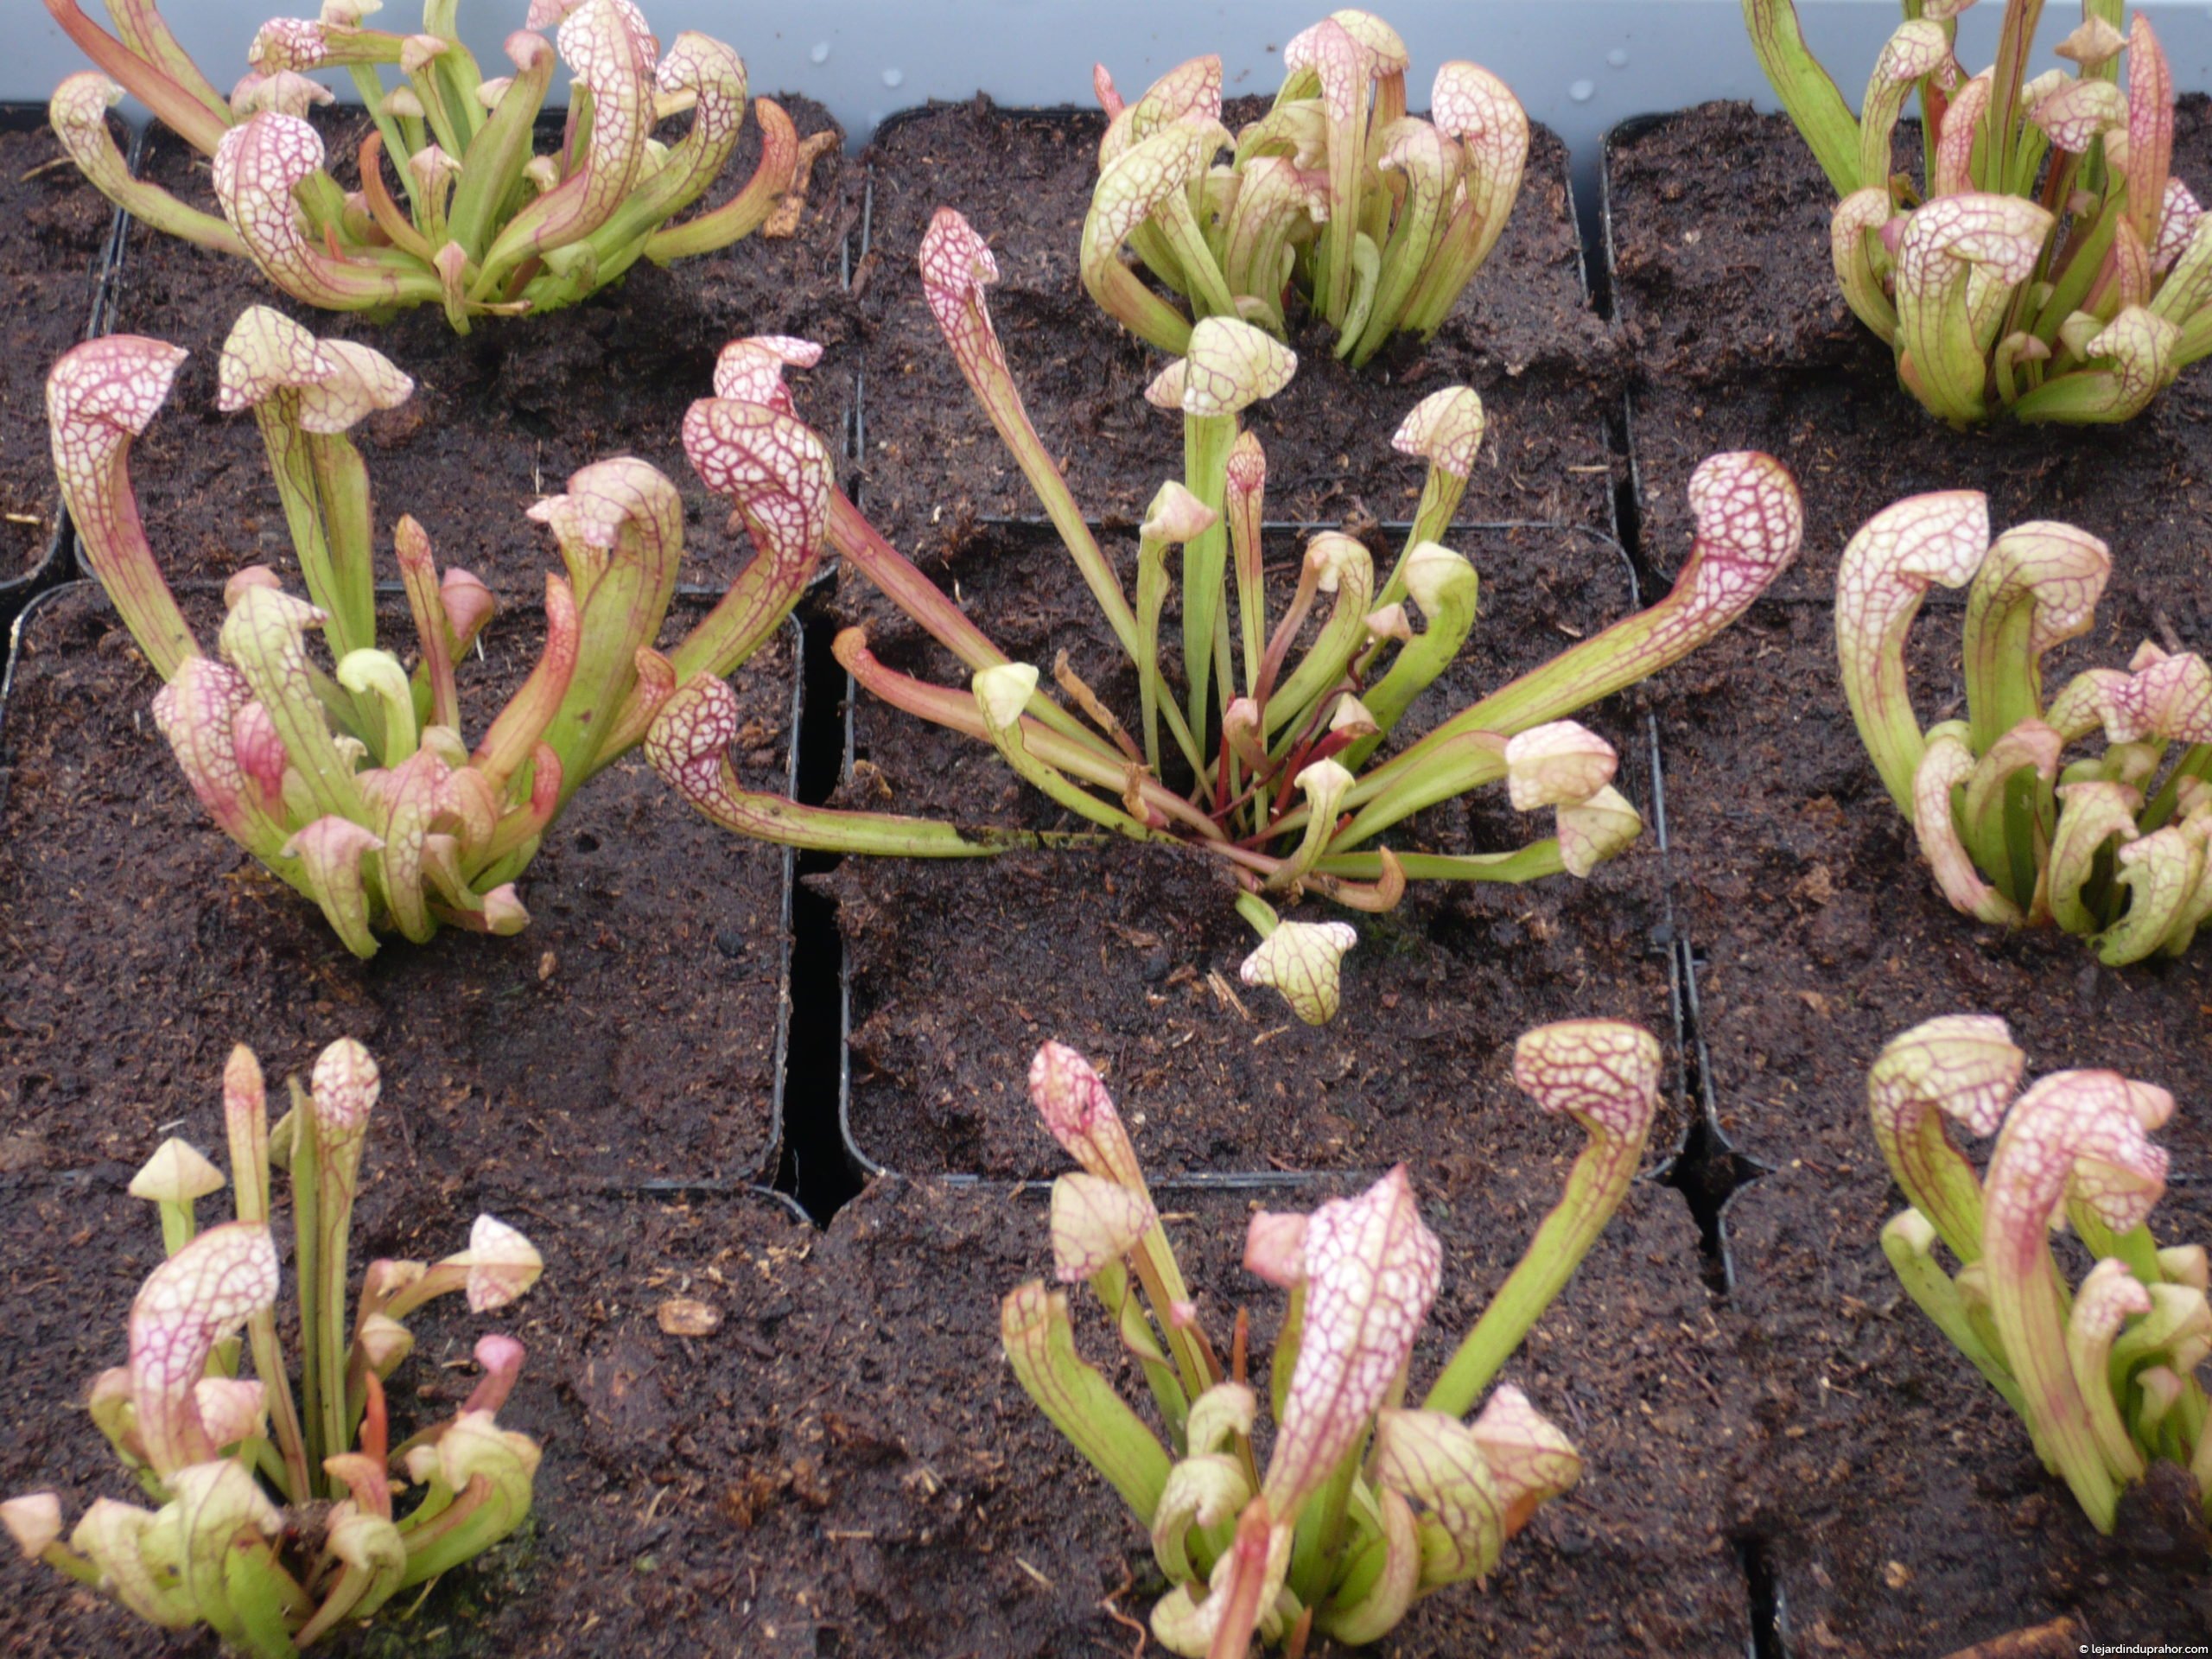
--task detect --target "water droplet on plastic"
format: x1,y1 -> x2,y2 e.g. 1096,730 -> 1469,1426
1606,48 -> 1629,69
882,67 -> 906,89
810,41 -> 831,65
1569,78 -> 1596,104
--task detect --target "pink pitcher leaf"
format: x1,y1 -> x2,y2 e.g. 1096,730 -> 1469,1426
212,114 -> 439,309
2019,305 -> 2181,423
1554,785 -> 1642,877
1831,488 -> 1993,810
2153,179 -> 2202,273
2055,16 -> 2125,69
1104,54 -> 1223,162
229,68 -> 334,119
2105,649 -> 2212,744
709,335 -> 823,409
70,1498 -> 195,1629
1858,22 -> 1954,193
51,73 -> 248,257
1084,123 -> 1226,352
1163,316 -> 1298,418
439,567 -> 498,656
1894,194 -> 2054,423
127,1222 -> 279,1477
1983,1068 -> 2172,1529
41,0 -> 231,157
435,765 -> 500,855
1,1494 -> 66,1561
1149,1453 -> 1252,1586
1429,60 -> 1527,256
1910,732 -> 2021,924
1147,1495 -> 1287,1659
1376,454 -> 1800,782
129,1138 -> 225,1211
47,336 -> 199,678
1052,1173 -> 1160,1285
669,400 -> 833,683
1027,1041 -> 1148,1192
1931,73 -> 1993,198
1263,1166 -> 1441,1520
221,587 -> 373,835
247,17 -> 404,71
2028,77 -> 2126,157
463,1335 -> 527,1415
282,817 -> 385,958
1001,1281 -> 1173,1522
191,1377 -> 267,1451
1958,721 -> 2063,868
310,1037 -> 378,1151
1239,919 -> 1359,1027
391,516 -> 461,732
1512,1019 -> 1662,1146
375,748 -> 453,944
1370,1408 -> 1508,1587
1503,722 -> 1616,811
474,575 -> 581,792
232,698 -> 288,804
411,829 -> 465,908
1867,1014 -> 2024,1260
1243,1211 -> 1310,1289
1093,61 -> 1125,121
1469,1385 -> 1582,1535
1391,385 -> 1485,482
2094,824 -> 2198,965
583,31 -> 748,247
1283,15 -> 1370,323
151,657 -> 289,859
1832,189 -> 1898,340
1960,519 -> 2108,749
2125,16 -> 2176,249
2069,1258 -> 2154,1480
475,0 -> 652,280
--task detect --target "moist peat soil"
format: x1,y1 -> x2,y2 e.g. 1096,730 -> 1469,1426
0,109 -> 124,587
826,515 -> 1681,1179
107,100 -> 856,595
0,584 -> 795,1190
849,98 -> 1618,550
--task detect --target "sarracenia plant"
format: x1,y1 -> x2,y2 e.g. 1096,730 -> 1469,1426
1006,1024 -> 1659,1652
1,1040 -> 543,1655
1087,11 -> 1528,367
1745,0 -> 2212,423
1869,1014 -> 2211,1533
645,208 -> 1803,1026
1837,489 -> 2212,963
49,312 -> 983,958
45,0 -> 815,331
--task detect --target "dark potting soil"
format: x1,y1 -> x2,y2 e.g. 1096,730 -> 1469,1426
826,517 -> 1684,1179
747,1175 -> 1748,1658
0,111 -> 124,585
1616,98 -> 2212,604
0,584 -> 795,1189
0,1168 -> 824,1658
106,99 -> 857,595
849,99 -> 1619,550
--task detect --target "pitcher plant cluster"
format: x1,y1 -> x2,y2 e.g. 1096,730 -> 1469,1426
1869,1015 -> 2212,1534
1745,0 -> 2212,423
1837,489 -> 2212,963
1004,1024 -> 1659,1653
995,1035 -> 1654,1654
645,208 -> 1806,1027
1,1041 -> 543,1656
46,307 -> 852,958
1085,10 -> 1529,368
44,0 -> 816,330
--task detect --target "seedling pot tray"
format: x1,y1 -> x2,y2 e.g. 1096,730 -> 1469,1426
0,581 -> 800,1191
850,99 -> 1619,550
